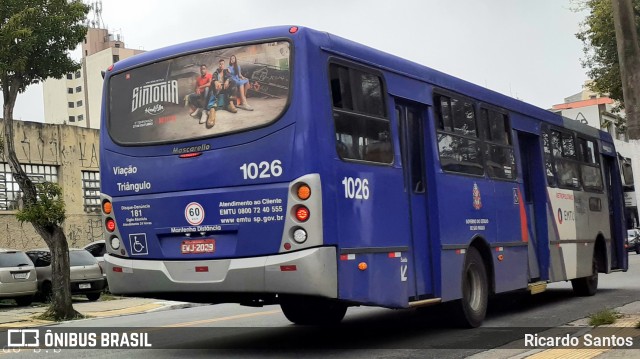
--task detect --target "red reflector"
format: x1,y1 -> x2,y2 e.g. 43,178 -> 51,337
289,26 -> 299,34
108,64 -> 114,71
113,267 -> 123,273
179,152 -> 202,158
280,265 -> 297,271
195,266 -> 209,272
106,219 -> 116,232
284,243 -> 292,251
340,254 -> 348,261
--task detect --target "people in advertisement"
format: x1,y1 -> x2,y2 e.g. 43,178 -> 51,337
111,41 -> 290,143
204,59 -> 238,128
228,55 -> 253,111
187,64 -> 212,120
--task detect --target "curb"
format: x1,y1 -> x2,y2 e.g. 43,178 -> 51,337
0,300 -> 203,328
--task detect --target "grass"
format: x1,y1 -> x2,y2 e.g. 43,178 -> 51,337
97,292 -> 121,301
589,308 -> 622,326
33,311 -> 89,322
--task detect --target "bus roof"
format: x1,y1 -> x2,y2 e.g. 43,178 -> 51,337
107,25 -> 613,145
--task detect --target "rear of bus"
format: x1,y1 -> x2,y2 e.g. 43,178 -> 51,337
101,27 -> 336,305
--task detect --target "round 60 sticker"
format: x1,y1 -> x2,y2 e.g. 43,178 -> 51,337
185,202 -> 205,225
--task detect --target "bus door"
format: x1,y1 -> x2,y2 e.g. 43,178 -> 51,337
603,154 -> 626,270
516,132 -> 546,280
395,100 -> 433,298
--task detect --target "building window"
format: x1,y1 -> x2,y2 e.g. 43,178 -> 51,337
66,73 -> 73,80
85,50 -> 88,56
67,88 -> 73,94
69,116 -> 75,122
115,43 -> 121,48
0,164 -> 58,211
78,115 -> 84,121
82,171 -> 101,213
68,102 -> 74,108
75,71 -> 81,79
76,100 -> 83,107
75,86 -> 82,93
84,38 -> 87,44
113,55 -> 120,63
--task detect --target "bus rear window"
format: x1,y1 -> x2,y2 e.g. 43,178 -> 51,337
108,41 -> 291,145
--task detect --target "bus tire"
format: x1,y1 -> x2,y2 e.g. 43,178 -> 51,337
280,295 -> 347,325
454,247 -> 488,328
571,257 -> 598,296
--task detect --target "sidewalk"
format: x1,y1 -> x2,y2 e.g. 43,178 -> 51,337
469,301 -> 640,359
0,296 -> 203,328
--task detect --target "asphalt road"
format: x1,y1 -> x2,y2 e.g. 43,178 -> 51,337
7,253 -> 640,359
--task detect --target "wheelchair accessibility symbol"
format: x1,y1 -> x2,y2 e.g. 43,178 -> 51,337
129,233 -> 148,255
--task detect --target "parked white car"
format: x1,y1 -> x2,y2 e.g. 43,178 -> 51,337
0,249 -> 37,306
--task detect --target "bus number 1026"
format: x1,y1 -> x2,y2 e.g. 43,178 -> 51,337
342,177 -> 370,200
240,160 -> 283,180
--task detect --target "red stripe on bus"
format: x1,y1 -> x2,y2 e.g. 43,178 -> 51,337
518,189 -> 529,242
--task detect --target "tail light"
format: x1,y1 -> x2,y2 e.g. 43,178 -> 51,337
103,200 -> 112,214
106,219 -> 116,232
295,206 -> 310,222
296,184 -> 311,200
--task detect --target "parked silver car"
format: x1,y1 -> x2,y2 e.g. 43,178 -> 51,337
26,248 -> 106,301
0,249 -> 37,306
627,229 -> 640,254
82,240 -> 106,276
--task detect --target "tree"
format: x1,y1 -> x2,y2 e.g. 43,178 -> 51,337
0,0 -> 89,320
612,0 -> 640,139
575,0 -> 640,107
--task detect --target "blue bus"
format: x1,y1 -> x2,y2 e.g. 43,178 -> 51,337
100,26 -> 627,327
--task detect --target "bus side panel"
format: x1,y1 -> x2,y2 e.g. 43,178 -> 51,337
333,166 -> 411,308
492,181 -> 529,293
337,252 -> 409,308
436,175 -> 494,301
547,188 -> 610,281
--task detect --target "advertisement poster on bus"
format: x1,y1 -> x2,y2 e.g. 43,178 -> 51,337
109,41 -> 291,144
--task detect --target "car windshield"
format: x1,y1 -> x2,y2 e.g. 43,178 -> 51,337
628,230 -> 637,238
0,252 -> 32,268
69,251 -> 97,266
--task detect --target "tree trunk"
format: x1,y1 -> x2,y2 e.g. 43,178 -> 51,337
40,226 -> 78,320
2,81 -> 78,320
611,0 -> 640,139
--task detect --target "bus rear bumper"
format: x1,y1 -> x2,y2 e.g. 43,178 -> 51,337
104,247 -> 337,298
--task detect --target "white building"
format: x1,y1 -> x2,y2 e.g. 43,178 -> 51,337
42,27 -> 144,129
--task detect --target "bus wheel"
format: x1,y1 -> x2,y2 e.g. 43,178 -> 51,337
571,257 -> 598,296
455,247 -> 488,328
280,295 -> 347,325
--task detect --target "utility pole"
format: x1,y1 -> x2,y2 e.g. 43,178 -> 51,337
611,0 -> 640,139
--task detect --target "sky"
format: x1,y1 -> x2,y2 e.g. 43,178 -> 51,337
5,0 -> 591,122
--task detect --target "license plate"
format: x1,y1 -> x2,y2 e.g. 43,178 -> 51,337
13,273 -> 28,279
181,239 -> 216,254
79,283 -> 91,289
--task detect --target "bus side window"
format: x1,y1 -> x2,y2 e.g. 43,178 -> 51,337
542,129 -> 557,186
434,93 -> 483,176
480,107 -> 516,180
330,63 -> 392,164
578,137 -> 603,192
555,131 -> 581,189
